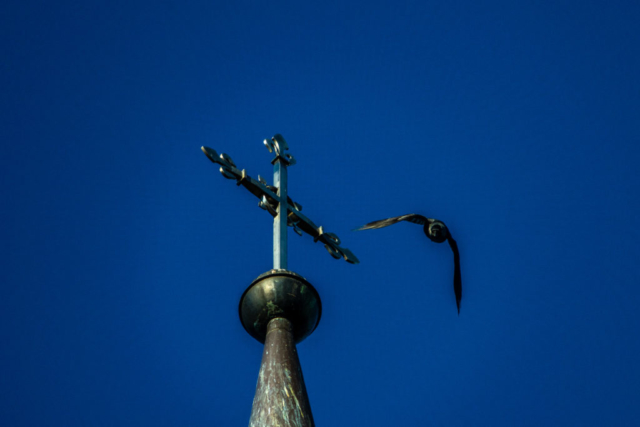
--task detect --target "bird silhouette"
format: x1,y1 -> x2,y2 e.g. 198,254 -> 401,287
355,214 -> 462,314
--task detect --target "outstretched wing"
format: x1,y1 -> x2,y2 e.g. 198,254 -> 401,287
447,234 -> 462,314
354,213 -> 430,231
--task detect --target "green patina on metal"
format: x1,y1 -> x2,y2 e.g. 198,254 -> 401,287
267,301 -> 285,317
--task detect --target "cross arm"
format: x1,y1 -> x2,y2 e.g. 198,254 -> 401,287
202,146 -> 278,202
287,207 -> 359,264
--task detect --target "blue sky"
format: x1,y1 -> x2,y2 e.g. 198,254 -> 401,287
2,1 -> 639,426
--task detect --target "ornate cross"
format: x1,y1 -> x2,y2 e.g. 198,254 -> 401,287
201,134 -> 359,268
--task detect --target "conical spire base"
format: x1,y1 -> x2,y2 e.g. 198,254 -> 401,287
249,317 -> 315,427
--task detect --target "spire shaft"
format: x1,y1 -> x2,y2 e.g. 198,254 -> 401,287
249,318 -> 315,427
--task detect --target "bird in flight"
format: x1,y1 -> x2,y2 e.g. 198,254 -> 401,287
355,214 -> 462,314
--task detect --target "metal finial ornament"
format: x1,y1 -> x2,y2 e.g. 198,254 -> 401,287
355,213 -> 462,314
202,134 -> 358,427
201,134 -> 358,267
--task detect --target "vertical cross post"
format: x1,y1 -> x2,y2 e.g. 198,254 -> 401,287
265,134 -> 295,269
273,157 -> 288,269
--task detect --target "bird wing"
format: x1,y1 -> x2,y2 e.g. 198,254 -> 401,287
355,213 -> 462,315
447,234 -> 462,315
354,213 -> 429,231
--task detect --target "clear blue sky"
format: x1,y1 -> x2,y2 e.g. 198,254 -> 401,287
2,1 -> 639,426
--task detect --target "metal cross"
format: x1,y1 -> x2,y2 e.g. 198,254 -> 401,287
201,134 -> 359,268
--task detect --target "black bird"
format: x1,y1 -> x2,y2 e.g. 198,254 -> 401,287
355,214 -> 462,314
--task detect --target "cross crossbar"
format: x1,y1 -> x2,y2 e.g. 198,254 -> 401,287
201,134 -> 359,267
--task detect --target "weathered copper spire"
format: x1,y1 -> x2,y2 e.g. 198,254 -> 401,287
250,318 -> 314,426
239,270 -> 321,427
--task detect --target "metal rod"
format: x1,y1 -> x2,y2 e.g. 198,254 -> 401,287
273,158 -> 288,269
